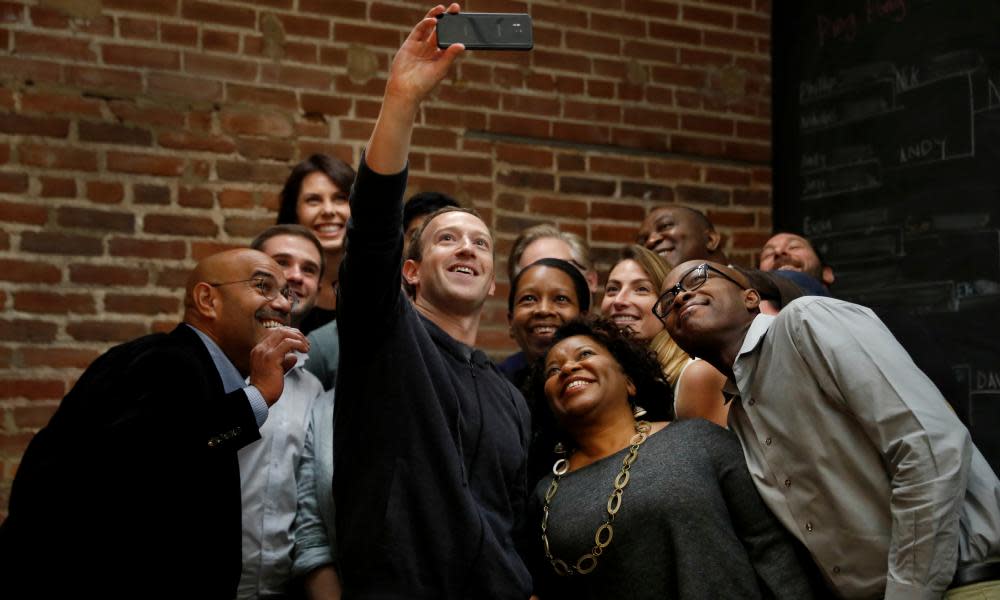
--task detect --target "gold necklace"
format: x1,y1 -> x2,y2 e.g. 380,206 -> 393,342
540,420 -> 651,576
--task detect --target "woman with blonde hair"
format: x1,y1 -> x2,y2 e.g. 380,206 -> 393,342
602,245 -> 728,427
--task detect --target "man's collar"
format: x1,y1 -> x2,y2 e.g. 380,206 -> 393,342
722,313 -> 776,403
185,324 -> 246,394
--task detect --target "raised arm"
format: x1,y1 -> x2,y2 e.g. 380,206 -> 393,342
365,3 -> 465,175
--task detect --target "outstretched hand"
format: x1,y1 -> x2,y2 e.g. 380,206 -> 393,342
385,3 -> 466,107
365,4 -> 465,174
248,326 -> 310,406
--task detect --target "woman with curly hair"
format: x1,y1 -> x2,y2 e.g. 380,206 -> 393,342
526,316 -> 817,600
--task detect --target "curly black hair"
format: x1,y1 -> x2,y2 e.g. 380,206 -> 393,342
522,316 -> 674,483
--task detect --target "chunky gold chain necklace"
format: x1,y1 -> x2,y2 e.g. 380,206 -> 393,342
540,420 -> 651,576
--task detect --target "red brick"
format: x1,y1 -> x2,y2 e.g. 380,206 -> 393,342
0,2 -> 24,22
652,65 -> 707,88
738,13 -> 769,35
191,241 -> 240,260
103,0 -> 179,15
671,134 -> 725,157
496,170 -> 555,191
107,151 -> 184,176
560,176 -> 616,196
102,43 -> 179,70
162,22 -> 197,45
489,114 -> 551,139
300,93 -> 353,118
590,202 -> 646,221
533,50 -> 591,74
223,215 -> 273,238
707,209 -> 756,227
130,185 -> 167,206
217,160 -> 290,184
591,224 -> 637,244
158,131 -> 236,154
683,5 -> 734,28
0,114 -> 69,138
13,405 -> 60,428
121,17 -> 158,40
144,213 -> 218,237
67,320 -> 148,342
282,41 -> 319,64
21,232 -> 103,256
155,267 -> 192,289
564,100 -> 622,123
0,142 -> 8,164
79,121 -> 153,146
14,291 -> 95,315
680,47 -> 733,67
528,196 -> 586,217
724,141 -> 769,163
235,137 -> 294,161
495,144 -> 553,169
260,64 -> 334,91
273,13 -> 329,38
621,181 -> 674,202
147,73 -> 223,101
533,4 -> 588,28
21,92 -> 103,117
590,156 -> 645,178
649,22 -> 702,45
425,107 -> 486,131
21,346 -> 101,369
185,52 -> 257,81
552,121 -> 612,146
86,181 -> 125,204
201,28 -> 239,52
649,161 -> 701,181
706,167 -> 751,186
0,379 -> 65,400
40,177 -> 77,198
178,187 -> 214,208
682,114 -> 734,136
704,30 -> 757,53
57,206 -> 135,233
0,172 -> 29,193
0,201 -> 47,225
676,184 -> 731,205
109,237 -> 186,260
0,259 -> 62,284
300,0 -> 366,18
15,31 -> 96,61
333,74 -> 387,96
219,189 -> 255,209
429,154 -> 492,176
732,188 -> 770,206
220,109 -> 293,138
0,318 -> 58,342
181,0 -> 254,28
70,264 -> 149,286
105,293 -> 181,315
20,144 -> 98,171
623,40 -> 679,64
66,66 -> 144,96
0,56 -> 62,85
228,84 -> 299,111
368,2 -> 424,25
333,23 -> 400,48
318,45 -> 349,66
566,31 -> 621,55
0,345 -> 13,368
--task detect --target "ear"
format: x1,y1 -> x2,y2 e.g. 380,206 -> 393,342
585,270 -> 599,294
487,275 -> 496,297
743,288 -> 760,311
624,375 -> 637,398
706,229 -> 721,252
191,282 -> 219,320
821,265 -> 835,287
402,258 -> 421,290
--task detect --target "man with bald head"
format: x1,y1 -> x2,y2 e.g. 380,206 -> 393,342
758,232 -> 834,289
655,260 -> 1000,599
0,249 -> 309,597
636,205 -> 728,268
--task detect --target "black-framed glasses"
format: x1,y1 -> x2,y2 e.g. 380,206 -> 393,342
209,276 -> 298,307
653,263 -> 744,319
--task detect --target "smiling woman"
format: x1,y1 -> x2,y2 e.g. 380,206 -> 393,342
276,154 -> 357,335
524,317 -> 819,600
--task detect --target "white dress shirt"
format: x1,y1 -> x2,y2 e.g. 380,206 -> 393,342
725,297 -> 1000,600
236,366 -> 331,599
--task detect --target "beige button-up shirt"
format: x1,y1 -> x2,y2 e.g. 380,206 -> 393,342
725,297 -> 1000,599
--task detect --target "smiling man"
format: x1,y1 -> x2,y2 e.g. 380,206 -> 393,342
657,259 -> 1000,600
332,5 -> 532,599
758,232 -> 834,289
0,249 -> 309,597
636,205 -> 728,268
237,225 -> 334,599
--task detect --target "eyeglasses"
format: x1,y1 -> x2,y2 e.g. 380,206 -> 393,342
209,276 -> 298,308
652,263 -> 744,319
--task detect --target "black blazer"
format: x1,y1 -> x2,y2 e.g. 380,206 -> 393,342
0,324 -> 260,598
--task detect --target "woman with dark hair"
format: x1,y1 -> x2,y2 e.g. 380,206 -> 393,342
277,154 -> 357,334
526,316 -> 816,600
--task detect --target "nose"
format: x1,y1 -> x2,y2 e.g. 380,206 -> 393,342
320,198 -> 336,216
535,298 -> 556,315
271,289 -> 294,315
559,358 -> 581,376
285,265 -> 304,283
455,235 -> 476,256
672,288 -> 694,312
610,288 -> 630,309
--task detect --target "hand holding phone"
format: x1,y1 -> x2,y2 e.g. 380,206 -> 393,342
436,12 -> 533,51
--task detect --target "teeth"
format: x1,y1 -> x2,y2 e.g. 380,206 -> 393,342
453,266 -> 473,275
261,320 -> 282,329
611,315 -> 638,323
533,326 -> 556,335
316,224 -> 342,233
566,380 -> 590,391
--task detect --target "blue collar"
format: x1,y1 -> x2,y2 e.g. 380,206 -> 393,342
185,324 -> 246,394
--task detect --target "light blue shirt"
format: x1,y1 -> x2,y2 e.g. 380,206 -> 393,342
187,324 -> 268,427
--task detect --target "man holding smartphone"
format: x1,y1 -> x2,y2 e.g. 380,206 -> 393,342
333,4 -> 533,599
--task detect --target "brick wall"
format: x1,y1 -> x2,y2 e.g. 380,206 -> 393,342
0,0 -> 772,517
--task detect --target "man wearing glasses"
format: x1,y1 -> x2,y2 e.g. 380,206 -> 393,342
0,248 -> 309,597
657,259 -> 1000,600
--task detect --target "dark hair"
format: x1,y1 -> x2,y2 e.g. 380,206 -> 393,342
276,154 -> 357,226
736,267 -> 808,309
402,206 -> 492,298
527,316 -> 674,425
250,224 -> 326,278
403,191 -> 460,232
507,258 -> 591,315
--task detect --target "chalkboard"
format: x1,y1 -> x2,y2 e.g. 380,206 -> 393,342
772,0 -> 1000,473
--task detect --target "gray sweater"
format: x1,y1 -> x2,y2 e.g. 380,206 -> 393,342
529,419 -> 817,600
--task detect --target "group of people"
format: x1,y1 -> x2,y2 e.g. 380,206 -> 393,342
1,4 -> 999,599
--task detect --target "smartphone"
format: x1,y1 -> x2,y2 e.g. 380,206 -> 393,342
436,12 -> 533,51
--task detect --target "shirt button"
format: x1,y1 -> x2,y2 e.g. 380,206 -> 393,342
764,437 -> 772,445
784,479 -> 791,487
806,522 -> 814,532
747,399 -> 755,406
833,566 -> 841,574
